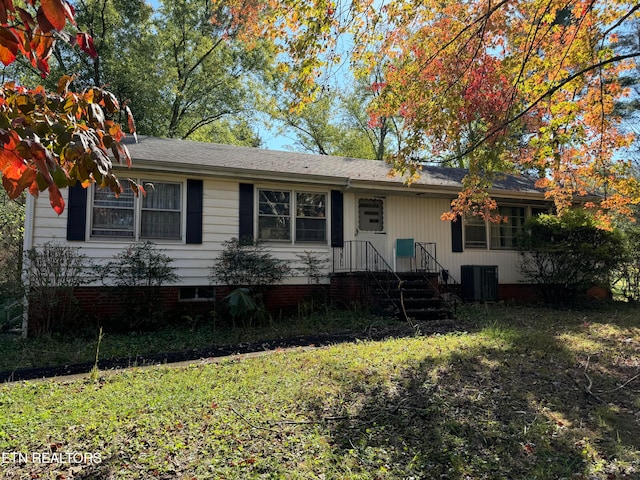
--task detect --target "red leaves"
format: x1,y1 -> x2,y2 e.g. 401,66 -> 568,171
0,81 -> 134,213
0,3 -> 133,214
0,0 -> 15,26
0,1 -> 95,77
75,32 -> 96,57
48,184 -> 64,214
40,0 -> 74,32
125,105 -> 136,135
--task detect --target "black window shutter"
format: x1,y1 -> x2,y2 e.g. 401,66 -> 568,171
186,179 -> 203,244
451,215 -> 463,252
239,183 -> 254,242
66,183 -> 87,241
330,190 -> 344,247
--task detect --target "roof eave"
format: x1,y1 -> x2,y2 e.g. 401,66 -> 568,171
114,159 -> 350,187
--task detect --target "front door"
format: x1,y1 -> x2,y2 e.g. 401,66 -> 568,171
355,196 -> 388,265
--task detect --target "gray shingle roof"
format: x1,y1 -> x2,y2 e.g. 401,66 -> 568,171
123,135 -> 542,195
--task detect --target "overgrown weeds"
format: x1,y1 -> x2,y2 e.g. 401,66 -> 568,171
0,307 -> 391,372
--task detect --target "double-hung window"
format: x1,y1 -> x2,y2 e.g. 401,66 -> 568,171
92,185 -> 135,238
258,189 -> 326,243
91,180 -> 183,241
140,182 -> 182,240
463,205 -> 531,250
464,215 -> 487,249
296,192 -> 326,242
490,206 -> 525,249
258,190 -> 291,240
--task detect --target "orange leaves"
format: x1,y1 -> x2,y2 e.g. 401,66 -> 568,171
0,80 -> 132,214
1,161 -> 35,199
0,3 -> 129,214
0,1 -> 95,77
0,26 -> 18,64
348,0 -> 639,222
40,0 -> 74,32
1,131 -> 36,200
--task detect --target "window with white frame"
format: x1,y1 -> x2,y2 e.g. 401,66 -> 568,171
490,206 -> 525,249
141,182 -> 182,239
464,205 -> 543,250
258,189 -> 326,243
92,185 -> 135,238
91,180 -> 183,241
464,215 -> 487,249
296,192 -> 326,242
258,190 -> 291,240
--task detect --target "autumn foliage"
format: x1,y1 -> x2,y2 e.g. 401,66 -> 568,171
218,0 -> 640,224
0,0 -> 134,214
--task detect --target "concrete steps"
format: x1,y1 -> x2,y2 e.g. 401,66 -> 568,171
370,272 -> 453,321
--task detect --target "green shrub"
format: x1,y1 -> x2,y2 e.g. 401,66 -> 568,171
25,242 -> 92,336
101,242 -> 180,331
210,238 -> 290,327
612,222 -> 640,302
295,250 -> 328,284
210,238 -> 290,286
518,210 -> 624,305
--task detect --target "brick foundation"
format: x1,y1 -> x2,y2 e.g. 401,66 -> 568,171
329,273 -> 374,308
27,283 -> 330,334
498,284 -> 544,302
26,280 -> 545,334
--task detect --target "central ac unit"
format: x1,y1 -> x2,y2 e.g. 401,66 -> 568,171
461,265 -> 498,302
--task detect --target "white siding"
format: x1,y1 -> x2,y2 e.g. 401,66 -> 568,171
29,177 -> 333,287
29,179 -> 527,288
343,193 -> 525,283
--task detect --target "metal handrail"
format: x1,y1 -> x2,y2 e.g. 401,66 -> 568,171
333,241 -> 396,276
415,242 -> 458,285
414,242 -> 459,316
1,299 -> 22,332
333,241 -> 410,322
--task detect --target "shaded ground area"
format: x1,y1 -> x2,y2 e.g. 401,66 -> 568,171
0,318 -> 467,382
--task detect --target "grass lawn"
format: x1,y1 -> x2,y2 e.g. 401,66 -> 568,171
0,303 -> 639,479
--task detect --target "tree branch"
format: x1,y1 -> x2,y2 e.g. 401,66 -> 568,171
448,51 -> 640,164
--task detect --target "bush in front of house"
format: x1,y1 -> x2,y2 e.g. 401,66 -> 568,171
612,219 -> 640,302
101,241 -> 180,331
517,210 -> 624,305
210,238 -> 290,327
25,241 -> 93,336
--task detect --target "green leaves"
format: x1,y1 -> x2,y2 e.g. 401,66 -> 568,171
0,2 -> 133,213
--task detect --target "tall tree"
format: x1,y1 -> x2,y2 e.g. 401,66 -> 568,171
10,0 -> 274,143
218,0 -> 640,225
615,16 -> 640,165
0,1 -> 134,214
158,0 -> 273,141
0,187 -> 24,297
271,74 -> 402,159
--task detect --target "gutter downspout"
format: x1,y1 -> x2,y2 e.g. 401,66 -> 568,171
21,194 -> 35,338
